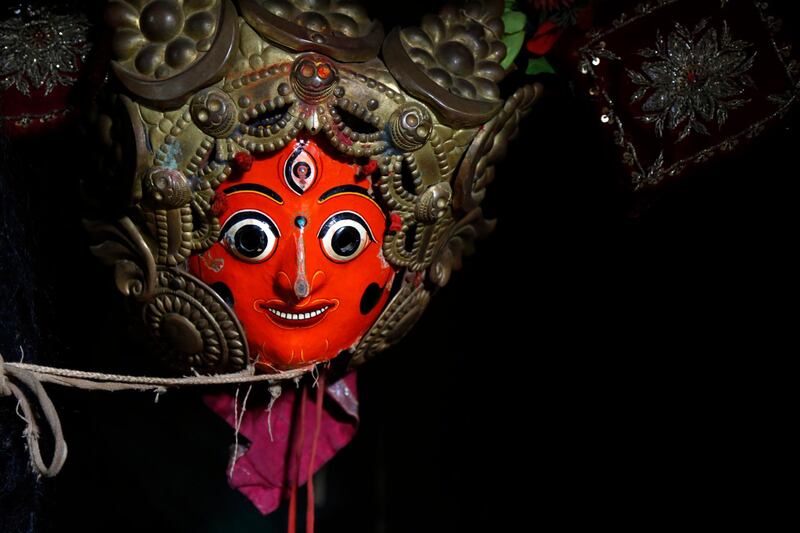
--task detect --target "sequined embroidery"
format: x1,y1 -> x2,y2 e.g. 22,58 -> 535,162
628,19 -> 756,142
0,6 -> 89,96
577,0 -> 799,189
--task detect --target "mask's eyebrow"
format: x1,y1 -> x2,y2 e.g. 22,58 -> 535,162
224,183 -> 284,204
318,185 -> 381,211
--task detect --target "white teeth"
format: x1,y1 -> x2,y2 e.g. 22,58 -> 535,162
268,306 -> 330,321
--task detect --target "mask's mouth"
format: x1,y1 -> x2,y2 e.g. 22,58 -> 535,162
256,299 -> 339,328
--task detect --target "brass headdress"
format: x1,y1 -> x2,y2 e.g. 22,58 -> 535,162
90,0 -> 540,373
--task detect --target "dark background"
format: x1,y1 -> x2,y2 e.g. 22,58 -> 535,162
2,1 -> 797,531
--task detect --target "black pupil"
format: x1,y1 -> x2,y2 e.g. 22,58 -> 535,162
234,224 -> 268,257
294,162 -> 310,179
332,226 -> 361,257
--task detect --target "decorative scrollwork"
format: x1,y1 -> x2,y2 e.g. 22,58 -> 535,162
85,217 -> 157,301
143,269 -> 249,374
389,103 -> 433,152
454,83 -> 541,213
190,87 -> 238,137
415,182 -> 452,223
143,167 -> 193,208
291,53 -> 338,104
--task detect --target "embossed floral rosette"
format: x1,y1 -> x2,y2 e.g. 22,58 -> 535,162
573,0 -> 799,189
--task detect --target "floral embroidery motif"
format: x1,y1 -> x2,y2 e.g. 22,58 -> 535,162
627,19 -> 756,142
0,7 -> 89,96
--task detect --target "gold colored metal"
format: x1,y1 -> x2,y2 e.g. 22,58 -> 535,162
238,0 -> 384,62
90,0 -> 541,373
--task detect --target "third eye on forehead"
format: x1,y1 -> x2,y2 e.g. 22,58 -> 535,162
285,146 -> 317,194
295,216 -> 307,229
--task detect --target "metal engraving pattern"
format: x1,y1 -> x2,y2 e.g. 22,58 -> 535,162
144,269 -> 249,373
382,0 -> 506,127
239,0 -> 384,62
107,0 -> 238,101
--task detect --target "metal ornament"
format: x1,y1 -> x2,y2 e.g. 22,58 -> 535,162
89,0 -> 540,373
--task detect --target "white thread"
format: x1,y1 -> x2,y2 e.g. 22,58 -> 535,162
229,384 -> 253,479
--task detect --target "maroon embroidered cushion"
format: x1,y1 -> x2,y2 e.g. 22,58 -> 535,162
557,0 -> 798,189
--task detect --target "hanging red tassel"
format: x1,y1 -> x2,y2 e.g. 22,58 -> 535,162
211,191 -> 228,216
287,384 -> 308,533
306,372 -> 327,533
389,212 -> 403,232
358,160 -> 379,179
233,151 -> 254,172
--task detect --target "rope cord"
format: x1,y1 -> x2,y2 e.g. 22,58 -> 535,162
0,352 -> 312,478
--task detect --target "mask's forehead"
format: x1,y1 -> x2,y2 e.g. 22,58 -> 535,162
221,138 -> 366,197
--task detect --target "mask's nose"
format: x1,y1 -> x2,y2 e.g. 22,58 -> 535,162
293,216 -> 310,300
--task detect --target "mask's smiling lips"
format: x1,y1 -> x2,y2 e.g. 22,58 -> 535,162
255,298 -> 339,328
268,305 -> 329,321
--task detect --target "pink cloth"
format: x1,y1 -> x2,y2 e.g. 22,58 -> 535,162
204,372 -> 359,515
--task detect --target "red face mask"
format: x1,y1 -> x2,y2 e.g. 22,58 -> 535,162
189,139 -> 395,370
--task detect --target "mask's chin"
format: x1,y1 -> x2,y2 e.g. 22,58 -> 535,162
251,335 -> 337,371
247,308 -> 360,370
